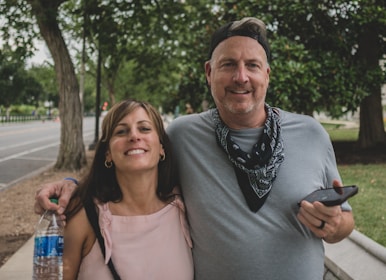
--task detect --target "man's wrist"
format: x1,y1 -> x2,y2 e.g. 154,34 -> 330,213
63,177 -> 79,185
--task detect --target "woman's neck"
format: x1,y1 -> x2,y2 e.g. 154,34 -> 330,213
110,172 -> 166,216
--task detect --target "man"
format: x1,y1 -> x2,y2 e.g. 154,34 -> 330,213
35,17 -> 354,279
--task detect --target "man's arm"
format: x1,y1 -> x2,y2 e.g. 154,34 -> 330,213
323,210 -> 354,243
297,200 -> 355,243
34,179 -> 78,216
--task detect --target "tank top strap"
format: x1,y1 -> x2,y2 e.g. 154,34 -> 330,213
94,200 -> 114,264
172,196 -> 193,248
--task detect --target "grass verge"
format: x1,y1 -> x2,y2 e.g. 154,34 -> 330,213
338,164 -> 386,247
323,123 -> 386,247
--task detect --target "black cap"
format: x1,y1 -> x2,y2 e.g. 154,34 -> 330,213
208,18 -> 271,61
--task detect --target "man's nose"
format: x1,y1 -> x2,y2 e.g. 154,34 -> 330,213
233,65 -> 248,83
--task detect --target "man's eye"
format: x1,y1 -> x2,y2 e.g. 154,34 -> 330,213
223,62 -> 235,67
247,63 -> 259,68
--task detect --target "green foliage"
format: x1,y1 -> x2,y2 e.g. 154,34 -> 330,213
267,36 -> 322,115
27,64 -> 59,106
82,81 -> 97,113
217,0 -> 385,118
7,104 -> 35,115
2,0 -> 385,119
0,46 -> 43,107
0,104 -> 50,116
0,0 -> 39,60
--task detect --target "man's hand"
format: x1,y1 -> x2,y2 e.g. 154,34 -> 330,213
297,179 -> 355,243
34,179 -> 77,216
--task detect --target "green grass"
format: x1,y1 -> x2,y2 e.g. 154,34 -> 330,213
338,164 -> 386,247
322,123 -> 386,247
321,122 -> 358,141
326,128 -> 359,142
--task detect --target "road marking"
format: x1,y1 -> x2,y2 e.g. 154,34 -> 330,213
0,142 -> 59,163
0,136 -> 58,151
0,130 -> 96,190
0,124 -> 58,136
0,131 -> 95,160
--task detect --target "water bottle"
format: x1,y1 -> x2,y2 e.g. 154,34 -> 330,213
32,198 -> 64,280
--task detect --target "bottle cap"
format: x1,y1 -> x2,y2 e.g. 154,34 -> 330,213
50,198 -> 59,205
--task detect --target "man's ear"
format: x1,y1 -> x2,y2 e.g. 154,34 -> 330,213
205,60 -> 212,86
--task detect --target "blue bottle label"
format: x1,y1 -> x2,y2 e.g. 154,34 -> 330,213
34,235 -> 64,257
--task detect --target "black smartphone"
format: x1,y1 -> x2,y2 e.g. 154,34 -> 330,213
298,185 -> 358,207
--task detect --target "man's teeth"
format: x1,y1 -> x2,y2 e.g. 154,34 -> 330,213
233,90 -> 248,94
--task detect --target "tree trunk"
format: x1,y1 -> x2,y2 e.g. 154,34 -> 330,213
359,92 -> 385,148
107,80 -> 116,106
357,23 -> 386,148
28,0 -> 87,171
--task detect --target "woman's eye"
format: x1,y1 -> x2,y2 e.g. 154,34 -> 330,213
139,127 -> 152,132
115,128 -> 128,135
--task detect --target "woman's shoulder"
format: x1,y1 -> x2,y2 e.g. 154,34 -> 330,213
67,206 -> 88,228
65,206 -> 96,258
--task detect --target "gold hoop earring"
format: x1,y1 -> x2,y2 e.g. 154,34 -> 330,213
160,154 -> 166,161
104,160 -> 113,168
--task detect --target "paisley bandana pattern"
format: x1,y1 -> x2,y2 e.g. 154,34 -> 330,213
212,104 -> 285,212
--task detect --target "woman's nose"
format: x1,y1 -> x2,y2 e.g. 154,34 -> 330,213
128,130 -> 140,141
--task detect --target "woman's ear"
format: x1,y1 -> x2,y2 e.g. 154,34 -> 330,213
105,150 -> 112,162
159,144 -> 166,161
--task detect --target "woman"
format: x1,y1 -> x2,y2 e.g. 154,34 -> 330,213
63,99 -> 193,280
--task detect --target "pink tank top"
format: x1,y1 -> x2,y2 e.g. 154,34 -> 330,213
77,197 -> 193,280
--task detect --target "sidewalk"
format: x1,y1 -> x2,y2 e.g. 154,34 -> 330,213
0,236 -> 33,279
1,230 -> 385,279
324,230 -> 386,279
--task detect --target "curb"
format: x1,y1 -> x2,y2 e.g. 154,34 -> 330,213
324,230 -> 386,280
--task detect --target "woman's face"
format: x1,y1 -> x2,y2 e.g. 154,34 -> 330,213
105,107 -> 164,176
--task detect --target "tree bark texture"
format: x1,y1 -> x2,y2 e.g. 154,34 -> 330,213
28,0 -> 87,170
359,92 -> 386,148
357,23 -> 386,148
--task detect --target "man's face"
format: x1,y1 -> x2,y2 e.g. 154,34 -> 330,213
205,36 -> 270,128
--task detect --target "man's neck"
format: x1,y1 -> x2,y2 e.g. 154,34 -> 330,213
218,109 -> 267,130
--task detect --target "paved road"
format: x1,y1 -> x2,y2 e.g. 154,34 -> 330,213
0,117 -> 96,191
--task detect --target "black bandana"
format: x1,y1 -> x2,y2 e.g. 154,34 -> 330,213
212,104 -> 285,212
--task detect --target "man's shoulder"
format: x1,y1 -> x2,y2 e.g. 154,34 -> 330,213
278,109 -> 320,126
167,111 -> 211,131
278,109 -> 329,140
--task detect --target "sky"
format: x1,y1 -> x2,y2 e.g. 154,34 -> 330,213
26,40 -> 52,67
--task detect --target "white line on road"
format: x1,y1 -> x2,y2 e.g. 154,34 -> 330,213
0,131 -> 95,163
0,136 -> 58,151
0,142 -> 59,163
